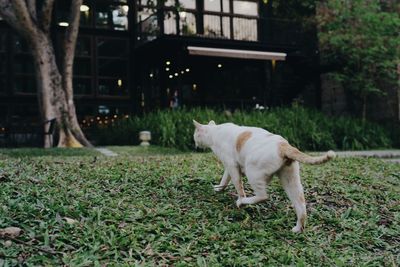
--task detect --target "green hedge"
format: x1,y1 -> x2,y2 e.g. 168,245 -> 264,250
91,106 -> 396,151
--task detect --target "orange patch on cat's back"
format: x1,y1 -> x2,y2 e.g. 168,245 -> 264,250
236,131 -> 252,152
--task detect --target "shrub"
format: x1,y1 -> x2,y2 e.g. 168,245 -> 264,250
90,106 -> 395,151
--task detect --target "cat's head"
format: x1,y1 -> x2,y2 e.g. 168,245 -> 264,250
193,120 -> 216,148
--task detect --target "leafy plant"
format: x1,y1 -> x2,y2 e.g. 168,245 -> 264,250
90,106 -> 394,151
317,0 -> 400,120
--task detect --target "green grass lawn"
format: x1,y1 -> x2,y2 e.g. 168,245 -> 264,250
0,147 -> 399,266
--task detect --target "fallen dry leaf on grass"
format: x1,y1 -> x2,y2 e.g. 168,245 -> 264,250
0,227 -> 22,238
64,217 -> 79,225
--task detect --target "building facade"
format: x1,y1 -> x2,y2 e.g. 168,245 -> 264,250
0,0 -> 320,134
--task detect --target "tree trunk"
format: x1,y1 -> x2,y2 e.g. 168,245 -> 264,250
61,0 -> 92,147
0,0 -> 92,148
31,32 -> 83,148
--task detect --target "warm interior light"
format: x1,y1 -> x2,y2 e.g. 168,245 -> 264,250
165,67 -> 170,71
192,84 -> 197,91
179,11 -> 187,18
217,64 -> 222,68
185,68 -> 190,72
122,5 -> 129,13
166,61 -> 171,65
117,79 -> 122,87
58,22 -> 69,27
271,59 -> 276,70
80,5 -> 90,12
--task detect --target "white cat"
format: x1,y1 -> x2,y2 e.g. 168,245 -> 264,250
193,120 -> 335,233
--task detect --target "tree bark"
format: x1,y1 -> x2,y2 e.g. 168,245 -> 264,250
0,0 -> 91,148
30,31 -> 83,148
61,0 -> 92,147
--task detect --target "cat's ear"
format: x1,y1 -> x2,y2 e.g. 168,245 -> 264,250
193,119 -> 202,129
208,120 -> 216,125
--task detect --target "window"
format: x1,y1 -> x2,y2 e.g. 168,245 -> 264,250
74,37 -> 92,95
180,12 -> 196,35
13,36 -> 36,94
233,17 -> 257,41
204,0 -> 221,12
57,0 -> 92,27
0,32 -> 5,52
96,38 -> 129,96
164,11 -> 177,35
222,0 -> 230,12
57,0 -> 129,30
204,15 -> 230,38
95,3 -> 129,31
138,0 -> 157,6
137,8 -> 154,23
164,0 -> 175,7
179,0 -> 196,9
233,0 -> 258,16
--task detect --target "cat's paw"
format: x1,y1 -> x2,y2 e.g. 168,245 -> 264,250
291,225 -> 303,233
213,185 -> 226,192
236,198 -> 243,208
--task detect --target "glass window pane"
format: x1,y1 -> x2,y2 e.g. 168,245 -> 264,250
179,0 -> 195,9
222,0 -> 230,12
14,36 -> 30,53
74,58 -> 91,76
164,12 -> 177,34
80,2 -> 92,27
14,56 -> 35,74
138,0 -> 157,6
0,32 -> 6,52
95,4 -> 129,30
97,38 -> 128,57
0,76 -> 5,94
98,78 -> 128,96
233,17 -> 257,41
137,8 -> 155,22
233,1 -> 258,16
75,37 -> 92,56
165,0 -> 175,7
12,105 -> 38,118
98,59 -> 127,77
204,15 -> 221,37
222,16 -> 230,38
204,0 -> 221,12
180,12 -> 196,35
15,76 -> 36,93
74,78 -> 92,95
0,54 -> 5,73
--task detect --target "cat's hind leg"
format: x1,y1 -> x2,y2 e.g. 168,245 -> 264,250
278,162 -> 307,233
213,169 -> 231,192
237,168 -> 269,207
225,167 -> 246,207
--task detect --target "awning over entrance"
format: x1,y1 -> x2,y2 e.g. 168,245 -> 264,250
187,46 -> 286,61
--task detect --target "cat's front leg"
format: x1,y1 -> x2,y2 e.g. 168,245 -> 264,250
213,169 -> 231,192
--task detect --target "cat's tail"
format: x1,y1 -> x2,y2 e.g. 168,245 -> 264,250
280,142 -> 336,165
